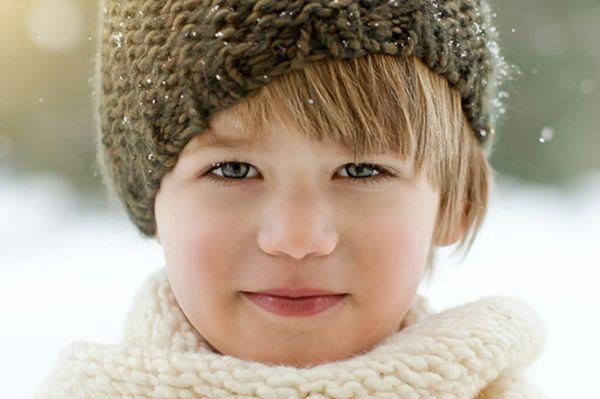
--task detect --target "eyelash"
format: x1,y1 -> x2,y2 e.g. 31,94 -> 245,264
200,158 -> 398,186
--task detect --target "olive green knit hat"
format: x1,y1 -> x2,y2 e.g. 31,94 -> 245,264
92,0 -> 517,238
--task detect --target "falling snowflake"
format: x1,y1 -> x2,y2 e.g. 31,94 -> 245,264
538,127 -> 555,143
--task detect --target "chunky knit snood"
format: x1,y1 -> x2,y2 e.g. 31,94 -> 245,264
33,267 -> 547,398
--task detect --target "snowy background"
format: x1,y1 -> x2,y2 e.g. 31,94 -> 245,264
1,167 -> 598,398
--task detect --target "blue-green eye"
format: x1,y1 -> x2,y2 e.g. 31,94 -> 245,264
201,159 -> 397,186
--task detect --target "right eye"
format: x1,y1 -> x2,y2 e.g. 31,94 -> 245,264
204,159 -> 255,185
206,160 -> 257,182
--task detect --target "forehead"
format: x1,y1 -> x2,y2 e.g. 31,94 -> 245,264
186,130 -> 260,151
180,108 -> 412,165
180,114 -> 261,157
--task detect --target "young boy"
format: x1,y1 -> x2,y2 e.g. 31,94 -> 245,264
34,0 -> 547,397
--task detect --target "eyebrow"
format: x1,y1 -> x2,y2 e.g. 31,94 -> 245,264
183,133 -> 261,156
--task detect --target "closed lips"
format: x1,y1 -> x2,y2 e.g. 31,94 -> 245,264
246,288 -> 346,298
242,291 -> 348,317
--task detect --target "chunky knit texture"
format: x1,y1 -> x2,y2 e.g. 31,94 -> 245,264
33,267 -> 547,398
93,0 -> 516,238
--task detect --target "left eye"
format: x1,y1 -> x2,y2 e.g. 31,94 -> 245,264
339,163 -> 388,180
201,160 -> 397,186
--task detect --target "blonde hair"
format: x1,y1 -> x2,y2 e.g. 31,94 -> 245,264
212,54 -> 495,283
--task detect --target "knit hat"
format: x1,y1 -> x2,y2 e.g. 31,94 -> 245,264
92,0 -> 517,238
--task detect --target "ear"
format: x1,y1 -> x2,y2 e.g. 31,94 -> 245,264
436,220 -> 467,247
435,203 -> 469,247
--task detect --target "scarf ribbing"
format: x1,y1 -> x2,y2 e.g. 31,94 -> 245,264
33,267 -> 547,398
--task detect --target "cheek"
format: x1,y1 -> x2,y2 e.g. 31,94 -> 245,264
160,207 -> 241,332
156,191 -> 241,302
351,203 -> 434,305
158,184 -> 227,258
361,218 -> 426,282
363,202 -> 434,263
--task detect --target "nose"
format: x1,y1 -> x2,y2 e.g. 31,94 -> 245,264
257,188 -> 337,260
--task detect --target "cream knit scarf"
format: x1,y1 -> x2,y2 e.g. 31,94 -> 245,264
34,267 -> 547,398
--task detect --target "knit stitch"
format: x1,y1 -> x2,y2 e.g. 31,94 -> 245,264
33,267 -> 547,398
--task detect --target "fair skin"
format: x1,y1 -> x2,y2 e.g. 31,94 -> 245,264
154,109 -> 465,368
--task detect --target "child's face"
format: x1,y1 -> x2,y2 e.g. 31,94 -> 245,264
154,110 -> 441,367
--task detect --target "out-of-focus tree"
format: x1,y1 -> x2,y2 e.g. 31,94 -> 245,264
489,0 -> 600,185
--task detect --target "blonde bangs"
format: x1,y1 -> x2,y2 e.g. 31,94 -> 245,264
224,54 -> 454,182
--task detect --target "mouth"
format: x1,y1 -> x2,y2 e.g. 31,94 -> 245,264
241,292 -> 348,317
249,288 -> 346,298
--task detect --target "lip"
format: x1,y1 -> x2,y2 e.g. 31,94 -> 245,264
251,288 -> 344,298
242,292 -> 347,317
